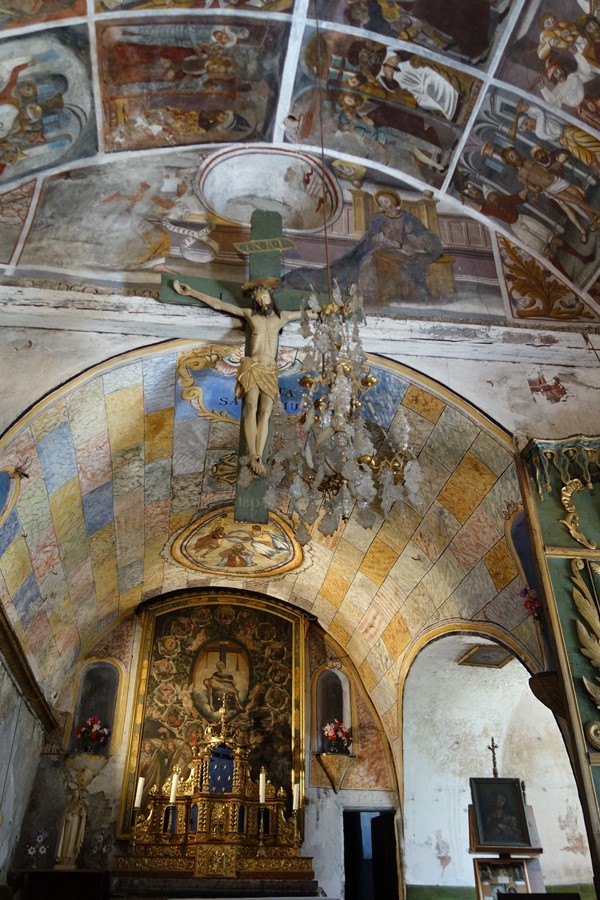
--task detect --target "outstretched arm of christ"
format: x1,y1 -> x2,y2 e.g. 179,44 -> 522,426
172,280 -> 247,319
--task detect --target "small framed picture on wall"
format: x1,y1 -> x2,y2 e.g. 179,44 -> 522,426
474,858 -> 530,898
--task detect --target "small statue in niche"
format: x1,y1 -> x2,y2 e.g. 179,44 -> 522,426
54,788 -> 87,869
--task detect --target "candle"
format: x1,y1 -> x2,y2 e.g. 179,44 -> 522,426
169,772 -> 179,805
293,782 -> 300,812
134,776 -> 145,809
259,771 -> 266,804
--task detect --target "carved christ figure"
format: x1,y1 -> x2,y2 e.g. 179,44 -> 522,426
172,277 -> 302,477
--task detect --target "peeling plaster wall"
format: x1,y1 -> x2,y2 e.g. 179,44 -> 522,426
0,651 -> 43,880
0,326 -> 158,437
403,637 -> 593,889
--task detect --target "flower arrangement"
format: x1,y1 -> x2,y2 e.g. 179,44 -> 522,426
75,715 -> 110,753
520,586 -> 544,622
322,720 -> 352,754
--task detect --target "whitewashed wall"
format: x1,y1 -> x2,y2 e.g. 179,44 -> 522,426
0,652 -> 44,880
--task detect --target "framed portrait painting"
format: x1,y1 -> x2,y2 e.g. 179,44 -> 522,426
474,858 -> 530,898
470,777 -> 532,849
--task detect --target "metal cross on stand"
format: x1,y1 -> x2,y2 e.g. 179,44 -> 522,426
160,209 -> 324,524
488,736 -> 499,778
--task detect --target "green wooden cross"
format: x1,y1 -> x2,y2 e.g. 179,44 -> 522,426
159,210 -> 320,524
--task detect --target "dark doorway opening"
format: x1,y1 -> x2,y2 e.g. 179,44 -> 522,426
343,810 -> 399,900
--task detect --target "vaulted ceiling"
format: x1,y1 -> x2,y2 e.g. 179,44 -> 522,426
1,0 -> 600,738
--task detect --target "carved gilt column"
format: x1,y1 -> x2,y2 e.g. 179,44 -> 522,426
518,436 -> 600,895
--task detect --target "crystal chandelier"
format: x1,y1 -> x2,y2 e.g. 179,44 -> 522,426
264,282 -> 423,545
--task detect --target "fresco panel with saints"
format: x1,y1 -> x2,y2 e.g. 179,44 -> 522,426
0,0 -> 85,31
126,598 -> 301,822
499,0 -> 600,133
0,27 -> 96,185
307,0 -> 513,66
452,85 -> 600,288
97,18 -> 289,151
286,28 -> 481,188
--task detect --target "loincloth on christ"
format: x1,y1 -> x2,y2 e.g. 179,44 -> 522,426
235,357 -> 279,401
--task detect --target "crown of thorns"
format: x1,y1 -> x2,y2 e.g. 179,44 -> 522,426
241,277 -> 280,294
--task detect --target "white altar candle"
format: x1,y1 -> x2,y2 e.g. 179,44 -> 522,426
134,776 -> 145,809
259,771 -> 266,804
169,772 -> 179,805
293,782 -> 300,812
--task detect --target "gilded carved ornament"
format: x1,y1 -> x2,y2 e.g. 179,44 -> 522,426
525,438 -> 599,551
571,558 -> 600,749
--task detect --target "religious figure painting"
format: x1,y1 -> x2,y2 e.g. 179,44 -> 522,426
0,28 -> 95,185
119,596 -> 303,835
278,178 -> 505,320
307,0 -> 513,65
97,18 -> 288,151
171,506 -> 302,576
0,0 -> 85,32
470,777 -> 532,849
498,0 -> 600,134
286,28 -> 482,187
452,85 -> 600,288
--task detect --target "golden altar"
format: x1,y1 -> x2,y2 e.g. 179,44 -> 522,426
118,708 -> 312,882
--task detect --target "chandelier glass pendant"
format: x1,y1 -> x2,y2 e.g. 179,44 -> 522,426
264,282 -> 423,545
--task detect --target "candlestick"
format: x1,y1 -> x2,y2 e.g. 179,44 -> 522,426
293,782 -> 300,812
134,776 -> 145,809
169,772 -> 178,805
259,770 -> 266,804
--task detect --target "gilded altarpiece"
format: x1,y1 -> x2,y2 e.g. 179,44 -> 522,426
118,592 -> 306,838
520,437 -> 600,886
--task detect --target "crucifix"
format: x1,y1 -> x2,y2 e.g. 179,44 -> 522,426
159,210 -> 321,524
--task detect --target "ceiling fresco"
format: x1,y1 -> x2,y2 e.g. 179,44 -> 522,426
0,0 -> 599,326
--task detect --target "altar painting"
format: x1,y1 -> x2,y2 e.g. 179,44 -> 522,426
119,595 -> 304,836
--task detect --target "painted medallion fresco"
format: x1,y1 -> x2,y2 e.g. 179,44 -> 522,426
171,506 -> 302,576
452,85 -> 600,288
499,0 -> 600,133
0,0 -> 85,31
286,28 -> 481,188
97,18 -> 289,151
308,0 -> 513,65
0,28 -> 95,185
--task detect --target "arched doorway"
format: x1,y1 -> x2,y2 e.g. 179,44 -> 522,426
402,634 -> 592,897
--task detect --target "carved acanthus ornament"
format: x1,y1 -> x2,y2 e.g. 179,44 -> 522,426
571,559 -> 600,731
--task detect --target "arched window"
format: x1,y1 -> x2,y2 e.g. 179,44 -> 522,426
70,661 -> 119,755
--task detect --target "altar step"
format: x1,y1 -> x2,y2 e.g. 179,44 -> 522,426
110,876 -> 324,898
